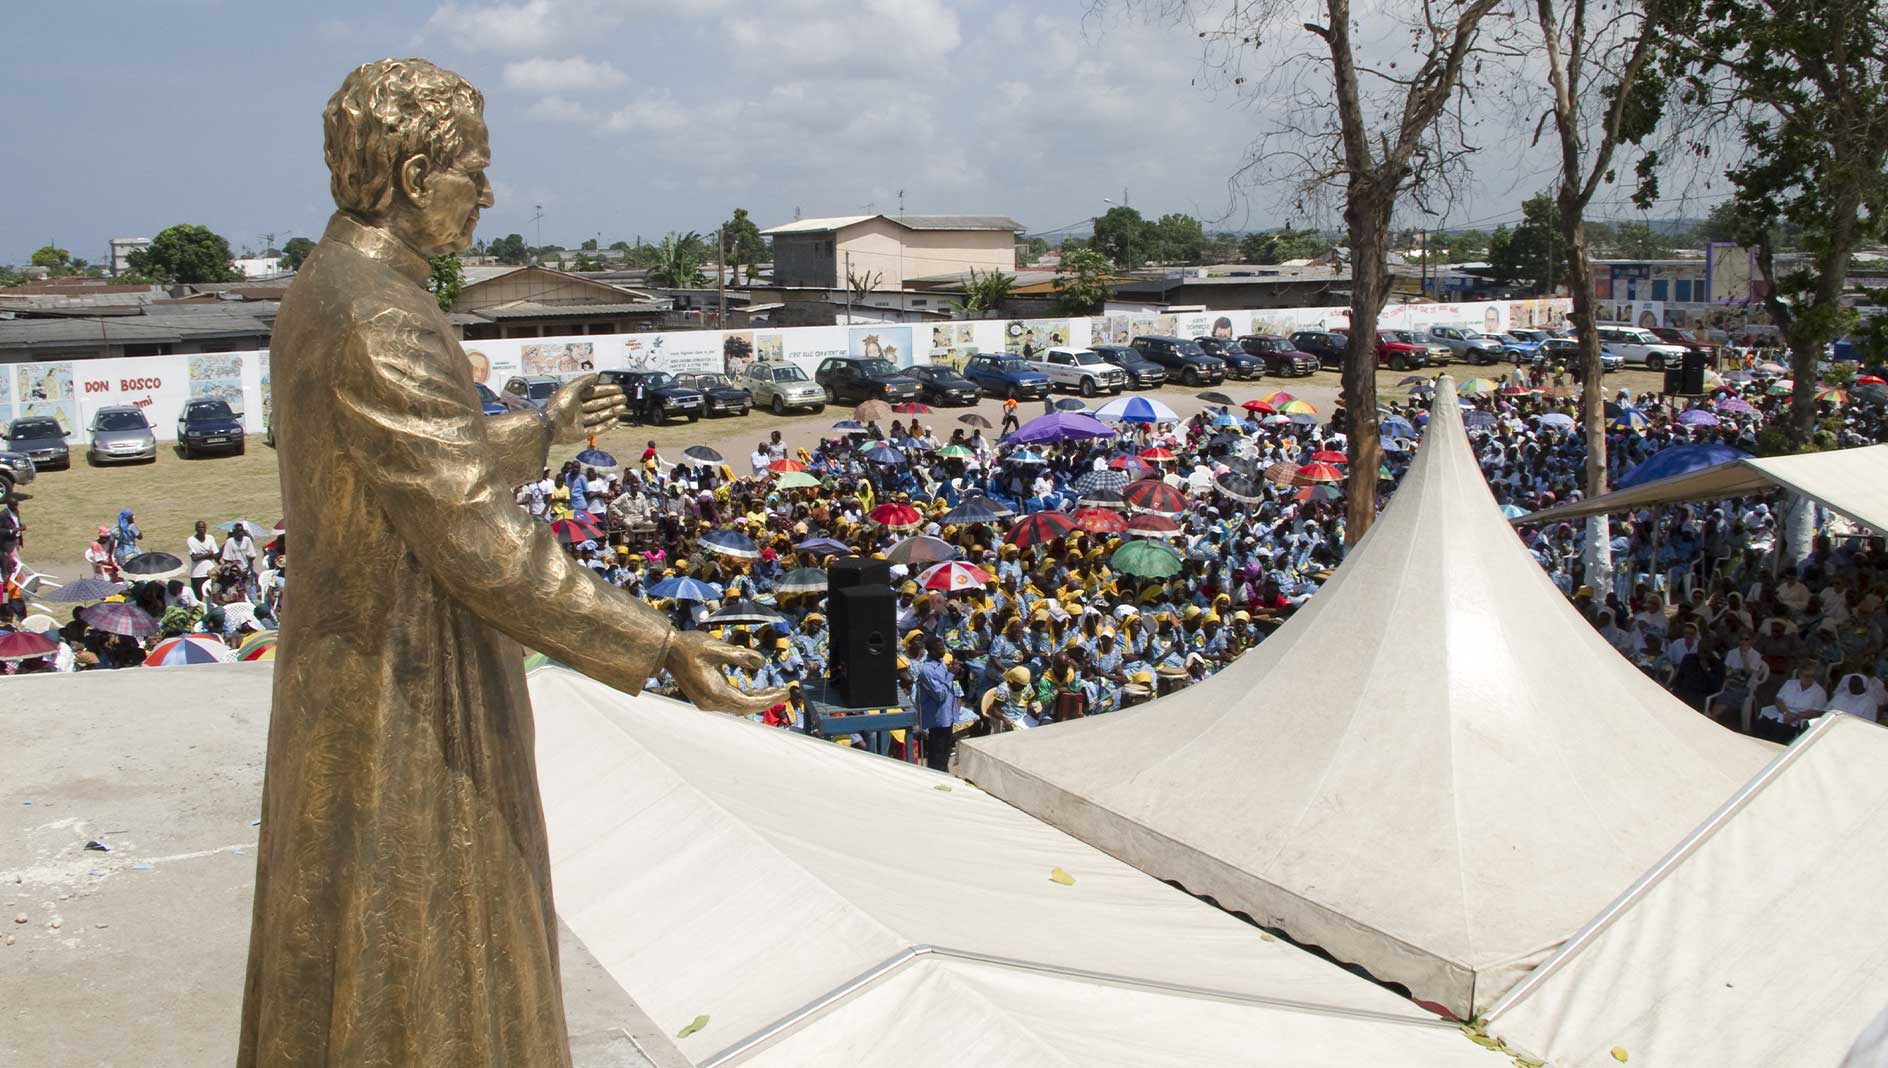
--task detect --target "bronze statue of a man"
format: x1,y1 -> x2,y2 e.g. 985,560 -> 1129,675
239,58 -> 779,1068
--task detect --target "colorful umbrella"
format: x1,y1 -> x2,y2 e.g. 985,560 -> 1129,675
1279,399 -> 1318,415
776,568 -> 829,595
1093,395 -> 1179,424
1677,408 -> 1720,426
646,576 -> 723,601
1767,379 -> 1795,396
1458,378 -> 1499,394
1072,507 -> 1129,534
1107,454 -> 1154,478
1610,407 -> 1651,430
1293,462 -> 1345,484
1817,387 -> 1849,404
1138,447 -> 1177,463
1109,539 -> 1183,578
893,401 -> 932,413
40,578 -> 126,604
958,413 -> 993,428
941,497 -> 1013,524
793,537 -> 851,556
1241,399 -> 1277,414
700,529 -> 760,559
917,560 -> 993,593
1125,513 -> 1184,536
868,502 -> 924,531
0,630 -> 59,663
1295,484 -> 1343,502
1005,511 -> 1078,548
775,470 -> 821,490
937,444 -> 974,459
1073,469 -> 1130,495
1009,411 -> 1115,444
1308,449 -> 1347,464
121,552 -> 186,581
237,631 -> 279,662
549,515 -> 603,545
768,458 -> 809,473
78,602 -> 159,638
1259,390 -> 1296,406
887,534 -> 957,565
1123,479 -> 1187,515
144,634 -> 231,667
682,445 -> 725,464
854,400 -> 894,422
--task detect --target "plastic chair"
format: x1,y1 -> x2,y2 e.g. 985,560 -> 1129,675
1707,659 -> 1768,723
1746,670 -> 1784,735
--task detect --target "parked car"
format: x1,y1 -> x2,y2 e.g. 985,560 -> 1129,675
87,405 -> 158,465
1237,335 -> 1320,377
474,383 -> 510,415
0,449 -> 34,497
813,357 -> 922,404
1129,335 -> 1226,386
961,353 -> 1052,399
675,373 -> 752,417
905,364 -> 981,406
1027,347 -> 1129,397
1533,338 -> 1624,374
1289,330 -> 1350,369
1193,336 -> 1265,380
742,361 -> 827,414
1594,325 -> 1689,369
596,369 -> 704,424
1382,330 -> 1453,368
175,398 -> 246,458
1426,325 -> 1506,365
1647,326 -> 1720,367
1500,330 -> 1550,363
501,375 -> 561,409
1090,344 -> 1167,388
3,416 -> 70,470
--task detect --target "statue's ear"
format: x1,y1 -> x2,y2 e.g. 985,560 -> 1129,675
398,154 -> 432,207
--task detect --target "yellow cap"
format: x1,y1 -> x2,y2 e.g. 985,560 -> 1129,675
1183,604 -> 1203,620
1233,610 -> 1251,622
1005,666 -> 1032,687
803,612 -> 824,624
1131,670 -> 1154,685
773,637 -> 791,650
900,580 -> 919,594
897,656 -> 911,670
708,627 -> 725,639
904,628 -> 924,643
1203,611 -> 1221,624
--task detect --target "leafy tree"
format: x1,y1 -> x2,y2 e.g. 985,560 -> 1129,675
1015,236 -> 1051,266
1052,248 -> 1115,315
1091,206 -> 1154,268
0,265 -> 27,287
278,237 -> 316,273
125,224 -> 239,284
1150,213 -> 1205,263
571,253 -> 605,272
488,233 -> 529,265
580,237 -> 598,251
1239,228 -> 1331,264
608,240 -> 632,252
1609,221 -> 1673,259
719,208 -> 766,286
1199,231 -> 1243,263
427,253 -> 464,313
1486,194 -> 1567,293
957,268 -> 1016,317
644,231 -> 708,288
1429,229 -> 1489,261
30,246 -> 72,274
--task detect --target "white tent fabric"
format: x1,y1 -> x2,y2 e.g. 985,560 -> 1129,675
957,376 -> 1775,1017
526,669 -> 1504,1068
1488,714 -> 1888,1068
1518,442 -> 1888,532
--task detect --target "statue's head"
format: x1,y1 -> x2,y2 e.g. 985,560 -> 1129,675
323,58 -> 492,256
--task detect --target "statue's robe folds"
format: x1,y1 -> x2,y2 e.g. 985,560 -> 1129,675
239,213 -> 675,1068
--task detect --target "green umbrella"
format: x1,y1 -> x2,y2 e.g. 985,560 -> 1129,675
937,444 -> 974,459
775,470 -> 821,490
1110,539 -> 1183,578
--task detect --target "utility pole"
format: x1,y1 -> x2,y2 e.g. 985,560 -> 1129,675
716,223 -> 726,329
844,251 -> 853,325
531,204 -> 544,251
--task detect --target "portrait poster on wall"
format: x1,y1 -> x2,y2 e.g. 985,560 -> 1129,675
188,353 -> 247,411
848,325 -> 913,368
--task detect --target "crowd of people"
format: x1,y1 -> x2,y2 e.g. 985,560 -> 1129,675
5,356 -> 1885,764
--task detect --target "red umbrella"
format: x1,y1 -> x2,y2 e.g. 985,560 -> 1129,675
1308,450 -> 1348,464
1072,507 -> 1129,534
868,502 -> 924,531
768,458 -> 808,473
549,515 -> 604,545
893,401 -> 933,414
1263,461 -> 1301,485
918,560 -> 992,592
1857,375 -> 1886,386
0,630 -> 59,662
1294,462 -> 1346,484
1123,479 -> 1187,515
1126,513 -> 1183,537
1240,399 -> 1277,414
1138,447 -> 1176,463
1005,511 -> 1078,548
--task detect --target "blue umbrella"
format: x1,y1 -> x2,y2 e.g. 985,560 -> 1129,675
1006,448 -> 1048,464
832,419 -> 866,429
864,445 -> 905,464
1501,503 -> 1530,519
1380,415 -> 1416,439
1210,411 -> 1241,428
1380,437 -> 1411,453
793,537 -> 852,556
646,576 -> 723,602
1610,406 -> 1651,430
1287,412 -> 1320,426
1008,411 -> 1115,445
700,529 -> 760,559
576,447 -> 617,468
1617,444 -> 1750,489
41,577 -> 127,603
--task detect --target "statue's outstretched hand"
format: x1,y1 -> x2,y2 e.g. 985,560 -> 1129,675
545,373 -> 626,444
666,631 -> 789,714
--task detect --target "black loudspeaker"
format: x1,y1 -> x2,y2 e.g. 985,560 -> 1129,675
1679,350 -> 1707,395
1663,368 -> 1684,395
828,555 -> 891,595
830,585 -> 898,708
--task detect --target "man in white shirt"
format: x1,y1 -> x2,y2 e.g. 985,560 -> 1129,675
187,520 -> 220,597
523,470 -> 549,520
1828,674 -> 1886,724
1777,575 -> 1812,615
750,442 -> 772,478
221,524 -> 259,591
1758,662 -> 1829,742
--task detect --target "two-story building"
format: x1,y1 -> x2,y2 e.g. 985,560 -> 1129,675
762,214 -> 1024,291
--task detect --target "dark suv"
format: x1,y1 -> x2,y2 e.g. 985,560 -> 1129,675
813,357 -> 921,404
175,398 -> 246,458
1194,336 -> 1264,380
1091,344 -> 1167,389
1289,330 -> 1349,369
1130,335 -> 1225,386
598,369 -> 704,424
1238,335 -> 1320,376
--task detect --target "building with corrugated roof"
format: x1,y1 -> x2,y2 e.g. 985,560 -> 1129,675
762,214 -> 1024,290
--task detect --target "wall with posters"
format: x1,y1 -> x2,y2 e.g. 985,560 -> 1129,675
0,297 -> 1567,442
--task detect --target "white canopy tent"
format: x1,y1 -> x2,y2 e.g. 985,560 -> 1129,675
1517,443 -> 1888,532
958,376 -> 1775,1018
1488,714 -> 1888,1068
527,670 -> 1506,1068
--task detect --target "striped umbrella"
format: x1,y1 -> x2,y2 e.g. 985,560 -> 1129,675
237,631 -> 279,662
41,578 -> 126,604
0,630 -> 59,663
79,602 -> 159,637
1073,507 -> 1129,534
1005,511 -> 1077,548
1817,387 -> 1849,404
700,529 -> 760,559
941,496 -> 1012,524
937,444 -> 974,459
887,535 -> 957,565
1296,484 -> 1344,502
1138,447 -> 1177,463
1073,468 -> 1130,495
646,576 -> 723,602
917,560 -> 993,593
1093,395 -> 1178,424
1123,479 -> 1187,515
1280,399 -> 1319,414
1259,390 -> 1296,406
776,568 -> 829,595
144,634 -> 232,667
893,401 -> 932,413
550,515 -> 604,545
1125,513 -> 1183,537
1293,462 -> 1346,484
869,502 -> 924,531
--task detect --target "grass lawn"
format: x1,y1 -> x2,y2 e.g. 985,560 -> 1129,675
16,362 -> 1666,578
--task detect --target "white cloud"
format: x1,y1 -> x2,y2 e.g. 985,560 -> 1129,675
523,95 -> 595,124
503,56 -> 628,93
724,0 -> 962,77
603,94 -> 688,133
424,0 -> 729,54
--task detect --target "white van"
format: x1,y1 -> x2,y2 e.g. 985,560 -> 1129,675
1594,325 -> 1690,369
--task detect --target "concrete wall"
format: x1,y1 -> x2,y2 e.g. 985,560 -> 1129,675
835,218 -> 1015,290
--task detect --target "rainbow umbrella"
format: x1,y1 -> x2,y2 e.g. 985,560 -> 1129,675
1005,511 -> 1078,548
1109,539 -> 1184,578
1280,399 -> 1318,414
1458,378 -> 1499,394
1296,484 -> 1344,502
237,631 -> 279,662
143,634 -> 231,667
1817,387 -> 1849,404
917,560 -> 992,593
1259,390 -> 1296,406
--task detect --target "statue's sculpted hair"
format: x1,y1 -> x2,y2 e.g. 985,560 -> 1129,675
323,58 -> 484,217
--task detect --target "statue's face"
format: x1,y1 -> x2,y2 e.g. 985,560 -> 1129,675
403,114 -> 493,256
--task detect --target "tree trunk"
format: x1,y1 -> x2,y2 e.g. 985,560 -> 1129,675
1341,184 -> 1389,545
1558,200 -> 1613,598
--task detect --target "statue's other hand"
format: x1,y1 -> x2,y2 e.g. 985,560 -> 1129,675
545,373 -> 627,444
666,631 -> 789,714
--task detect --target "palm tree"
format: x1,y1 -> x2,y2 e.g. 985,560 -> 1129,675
644,231 -> 707,288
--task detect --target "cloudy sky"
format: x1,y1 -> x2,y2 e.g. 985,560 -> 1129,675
2,0 -> 1587,267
